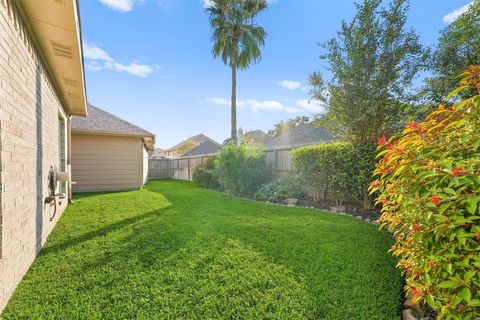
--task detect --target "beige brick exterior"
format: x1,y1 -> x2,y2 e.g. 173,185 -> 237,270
0,1 -> 69,312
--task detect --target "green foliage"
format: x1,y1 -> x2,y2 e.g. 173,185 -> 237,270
207,0 -> 267,70
214,143 -> 272,196
268,116 -> 310,137
192,157 -> 220,190
370,67 -> 480,319
292,142 -> 376,207
254,176 -> 304,203
1,180 -> 402,319
309,0 -> 428,145
350,143 -> 378,208
426,0 -> 480,104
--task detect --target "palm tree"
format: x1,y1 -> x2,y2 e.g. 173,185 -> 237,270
207,0 -> 267,142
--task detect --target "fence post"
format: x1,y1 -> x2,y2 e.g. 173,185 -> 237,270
273,149 -> 278,175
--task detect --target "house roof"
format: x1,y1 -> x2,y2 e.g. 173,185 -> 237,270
16,0 -> 87,117
168,134 -> 221,151
243,129 -> 271,144
181,140 -> 222,157
149,148 -> 168,159
72,104 -> 155,150
263,122 -> 334,150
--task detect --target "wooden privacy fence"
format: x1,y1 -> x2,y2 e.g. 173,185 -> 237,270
148,145 -> 311,181
148,154 -> 216,181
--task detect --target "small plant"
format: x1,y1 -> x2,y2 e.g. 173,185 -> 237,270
214,143 -> 272,196
192,157 -> 220,190
370,67 -> 480,319
254,176 -> 304,204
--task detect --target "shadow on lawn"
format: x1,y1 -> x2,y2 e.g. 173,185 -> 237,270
39,206 -> 173,257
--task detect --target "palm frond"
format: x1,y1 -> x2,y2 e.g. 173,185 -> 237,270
207,0 -> 267,68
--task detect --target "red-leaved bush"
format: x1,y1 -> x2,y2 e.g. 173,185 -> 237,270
370,66 -> 480,319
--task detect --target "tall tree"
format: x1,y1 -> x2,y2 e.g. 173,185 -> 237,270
425,0 -> 480,103
207,0 -> 267,142
309,0 -> 428,145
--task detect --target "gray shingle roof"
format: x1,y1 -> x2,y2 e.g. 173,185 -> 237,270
181,140 -> 222,157
72,103 -> 155,150
263,122 -> 334,149
72,104 -> 154,137
149,148 -> 168,159
168,134 -> 221,151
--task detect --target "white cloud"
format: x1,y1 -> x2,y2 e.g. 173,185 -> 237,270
83,42 -> 158,78
442,2 -> 473,24
208,97 -> 230,106
285,107 -> 301,114
85,61 -> 104,71
83,42 -> 113,61
244,99 -> 284,112
105,61 -> 156,78
208,97 -> 286,112
296,99 -> 325,114
99,0 -> 135,12
203,0 -> 276,8
277,80 -> 302,90
207,96 -> 323,115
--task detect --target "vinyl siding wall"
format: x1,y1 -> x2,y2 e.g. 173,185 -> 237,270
71,134 -> 144,192
142,144 -> 148,184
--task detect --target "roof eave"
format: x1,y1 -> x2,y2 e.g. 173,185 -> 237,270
15,0 -> 87,117
72,129 -> 154,139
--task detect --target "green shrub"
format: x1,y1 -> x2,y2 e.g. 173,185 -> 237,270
291,142 -> 375,206
254,176 -> 304,203
214,143 -> 272,196
370,67 -> 480,319
350,143 -> 377,208
192,157 -> 220,190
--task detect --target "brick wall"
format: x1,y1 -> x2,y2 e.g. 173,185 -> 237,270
0,0 -> 69,312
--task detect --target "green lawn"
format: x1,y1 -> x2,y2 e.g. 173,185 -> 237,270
1,180 -> 402,319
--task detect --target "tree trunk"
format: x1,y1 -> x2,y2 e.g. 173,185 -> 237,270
231,61 -> 237,143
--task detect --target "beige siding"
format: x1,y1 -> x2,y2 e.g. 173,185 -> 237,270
142,144 -> 148,184
71,134 -> 143,192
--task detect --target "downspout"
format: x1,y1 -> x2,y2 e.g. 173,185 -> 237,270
67,116 -> 73,204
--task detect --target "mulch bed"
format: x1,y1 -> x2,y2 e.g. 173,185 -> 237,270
297,197 -> 380,221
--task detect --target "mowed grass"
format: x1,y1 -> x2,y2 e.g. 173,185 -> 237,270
1,180 -> 402,319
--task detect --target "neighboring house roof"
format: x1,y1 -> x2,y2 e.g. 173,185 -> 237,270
243,129 -> 271,144
72,104 -> 155,150
16,0 -> 87,116
168,134 -> 221,151
181,141 -> 222,157
149,148 -> 168,159
264,122 -> 334,150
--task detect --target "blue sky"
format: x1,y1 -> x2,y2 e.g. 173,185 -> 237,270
79,0 -> 473,148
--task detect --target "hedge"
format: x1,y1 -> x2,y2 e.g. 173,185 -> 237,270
291,142 -> 376,207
